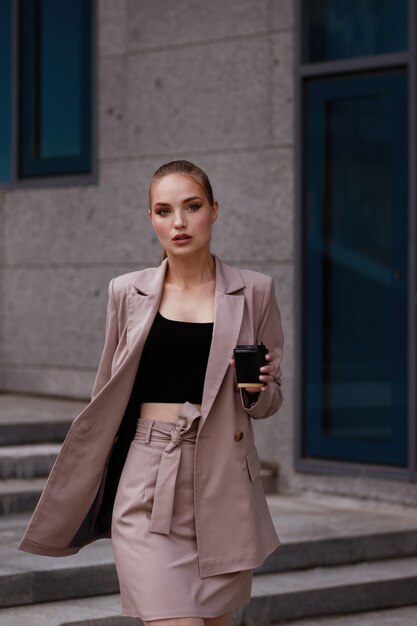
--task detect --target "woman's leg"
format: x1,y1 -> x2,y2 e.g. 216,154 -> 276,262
143,612 -> 233,626
204,611 -> 233,626
144,619 -> 205,626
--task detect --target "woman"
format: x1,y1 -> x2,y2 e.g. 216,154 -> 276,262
19,160 -> 284,626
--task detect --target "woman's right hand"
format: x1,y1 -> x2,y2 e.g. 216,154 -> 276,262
229,353 -> 276,393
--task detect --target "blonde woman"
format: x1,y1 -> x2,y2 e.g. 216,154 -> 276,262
19,160 -> 284,626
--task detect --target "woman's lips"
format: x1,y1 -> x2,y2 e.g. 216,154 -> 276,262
172,235 -> 192,244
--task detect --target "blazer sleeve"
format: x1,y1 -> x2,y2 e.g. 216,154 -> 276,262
239,275 -> 284,419
90,278 -> 119,401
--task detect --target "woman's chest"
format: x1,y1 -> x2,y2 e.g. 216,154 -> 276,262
159,282 -> 215,323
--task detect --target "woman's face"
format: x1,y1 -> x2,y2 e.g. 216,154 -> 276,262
149,173 -> 218,258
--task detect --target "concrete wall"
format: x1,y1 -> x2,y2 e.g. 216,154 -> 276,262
1,0 -> 415,505
0,0 -> 294,397
0,0 -> 295,461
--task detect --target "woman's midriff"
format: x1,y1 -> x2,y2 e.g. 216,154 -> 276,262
139,402 -> 202,424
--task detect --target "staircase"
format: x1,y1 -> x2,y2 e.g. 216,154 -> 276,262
0,394 -> 84,516
1,393 -> 417,626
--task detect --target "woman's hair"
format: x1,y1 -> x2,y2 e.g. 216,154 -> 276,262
149,160 -> 214,207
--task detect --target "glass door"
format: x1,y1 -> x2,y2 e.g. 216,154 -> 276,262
304,71 -> 408,466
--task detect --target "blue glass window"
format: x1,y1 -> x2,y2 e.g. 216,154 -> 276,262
304,71 -> 408,466
0,0 -> 12,182
19,0 -> 92,177
303,0 -> 407,63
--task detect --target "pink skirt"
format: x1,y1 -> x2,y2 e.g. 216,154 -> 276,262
111,414 -> 253,620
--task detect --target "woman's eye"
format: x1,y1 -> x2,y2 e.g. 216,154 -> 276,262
156,209 -> 170,216
187,204 -> 200,211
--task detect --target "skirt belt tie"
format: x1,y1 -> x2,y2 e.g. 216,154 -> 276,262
136,402 -> 201,535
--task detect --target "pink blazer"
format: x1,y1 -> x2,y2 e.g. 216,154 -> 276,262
19,254 -> 284,577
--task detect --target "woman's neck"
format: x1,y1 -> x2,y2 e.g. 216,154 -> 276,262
165,250 -> 215,289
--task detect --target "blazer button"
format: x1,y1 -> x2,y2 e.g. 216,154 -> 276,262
234,431 -> 244,442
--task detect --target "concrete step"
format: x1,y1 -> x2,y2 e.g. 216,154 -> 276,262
247,555 -> 417,625
274,605 -> 417,626
0,478 -> 45,514
2,500 -> 417,610
263,493 -> 417,573
0,419 -> 70,446
0,393 -> 83,445
0,539 -> 118,609
0,444 -> 60,479
262,526 -> 417,574
0,528 -> 417,608
1,568 -> 417,626
0,594 -> 136,626
0,494 -> 416,622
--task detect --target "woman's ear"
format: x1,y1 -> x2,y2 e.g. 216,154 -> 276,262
211,200 -> 219,223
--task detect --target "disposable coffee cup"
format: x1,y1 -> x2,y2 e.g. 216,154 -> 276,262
233,342 -> 269,389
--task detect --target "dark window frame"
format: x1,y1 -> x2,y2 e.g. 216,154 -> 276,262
294,0 -> 417,482
0,0 -> 97,189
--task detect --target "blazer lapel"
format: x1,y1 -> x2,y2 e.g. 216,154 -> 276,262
126,258 -> 168,353
201,256 -> 245,422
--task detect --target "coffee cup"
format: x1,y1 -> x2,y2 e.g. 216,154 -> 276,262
233,342 -> 268,389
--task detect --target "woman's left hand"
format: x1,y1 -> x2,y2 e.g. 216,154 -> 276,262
229,352 -> 277,393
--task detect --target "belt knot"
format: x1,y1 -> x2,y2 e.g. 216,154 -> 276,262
169,427 -> 183,447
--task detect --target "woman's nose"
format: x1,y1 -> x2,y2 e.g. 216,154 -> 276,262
174,213 -> 186,228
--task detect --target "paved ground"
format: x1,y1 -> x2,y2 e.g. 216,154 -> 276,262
268,491 -> 417,542
0,492 -> 416,624
280,605 -> 417,625
0,596 -> 416,626
3,491 -> 417,578
1,392 -> 417,626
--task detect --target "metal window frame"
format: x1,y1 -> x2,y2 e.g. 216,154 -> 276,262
294,0 -> 417,482
0,0 -> 97,190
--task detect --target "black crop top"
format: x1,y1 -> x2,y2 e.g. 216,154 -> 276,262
135,311 -> 214,404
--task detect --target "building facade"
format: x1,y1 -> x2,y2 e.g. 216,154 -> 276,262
1,0 -> 416,505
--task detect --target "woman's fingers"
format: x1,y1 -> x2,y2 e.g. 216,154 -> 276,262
260,353 -> 276,383
259,354 -> 279,389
